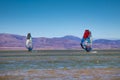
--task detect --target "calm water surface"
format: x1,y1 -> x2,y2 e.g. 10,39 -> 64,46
0,50 -> 120,71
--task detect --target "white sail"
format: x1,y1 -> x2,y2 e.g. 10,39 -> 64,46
26,38 -> 32,48
26,33 -> 33,51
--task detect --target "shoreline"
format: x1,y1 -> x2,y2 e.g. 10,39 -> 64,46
0,68 -> 120,80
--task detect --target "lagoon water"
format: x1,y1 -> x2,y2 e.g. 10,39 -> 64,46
0,50 -> 120,71
0,50 -> 120,80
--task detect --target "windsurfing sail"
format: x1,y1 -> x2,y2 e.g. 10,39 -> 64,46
80,29 -> 92,52
26,33 -> 33,51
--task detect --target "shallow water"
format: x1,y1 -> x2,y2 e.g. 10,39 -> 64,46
0,50 -> 120,71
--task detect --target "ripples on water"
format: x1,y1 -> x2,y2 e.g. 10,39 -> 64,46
0,50 -> 120,71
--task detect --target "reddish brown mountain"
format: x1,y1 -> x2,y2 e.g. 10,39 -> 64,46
0,33 -> 120,50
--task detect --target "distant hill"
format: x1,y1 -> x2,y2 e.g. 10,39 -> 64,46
93,39 -> 120,49
0,33 -> 120,50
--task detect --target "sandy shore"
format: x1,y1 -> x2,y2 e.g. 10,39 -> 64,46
0,68 -> 120,80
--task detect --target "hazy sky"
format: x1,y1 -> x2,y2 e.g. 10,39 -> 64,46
0,0 -> 120,39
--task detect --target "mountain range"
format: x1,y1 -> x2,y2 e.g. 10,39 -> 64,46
0,33 -> 120,50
